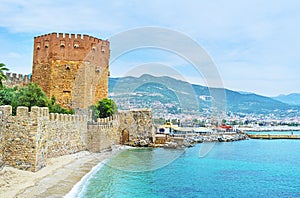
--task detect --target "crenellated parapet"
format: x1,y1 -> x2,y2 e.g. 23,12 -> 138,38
49,112 -> 87,122
0,106 -> 49,171
93,115 -> 118,126
3,72 -> 31,88
0,106 -> 155,172
0,105 -> 88,171
33,32 -> 109,64
0,106 -> 48,119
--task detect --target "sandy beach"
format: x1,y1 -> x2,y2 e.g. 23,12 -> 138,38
0,147 -> 125,198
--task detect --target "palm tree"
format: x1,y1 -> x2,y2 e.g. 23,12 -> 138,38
0,63 -> 9,88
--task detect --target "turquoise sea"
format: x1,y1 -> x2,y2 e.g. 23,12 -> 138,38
73,139 -> 300,198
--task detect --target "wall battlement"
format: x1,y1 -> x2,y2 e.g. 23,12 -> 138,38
0,105 -> 86,121
34,32 -> 108,44
49,113 -> 87,122
3,72 -> 31,88
0,106 -> 154,172
33,32 -> 109,63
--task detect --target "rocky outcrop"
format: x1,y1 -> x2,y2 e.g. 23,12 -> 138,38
162,133 -> 249,149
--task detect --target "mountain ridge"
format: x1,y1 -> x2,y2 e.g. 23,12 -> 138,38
272,93 -> 300,105
109,74 -> 300,116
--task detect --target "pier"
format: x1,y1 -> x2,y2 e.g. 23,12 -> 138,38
248,134 -> 300,139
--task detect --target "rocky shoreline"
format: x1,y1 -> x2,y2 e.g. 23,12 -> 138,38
164,133 -> 249,148
126,132 -> 249,149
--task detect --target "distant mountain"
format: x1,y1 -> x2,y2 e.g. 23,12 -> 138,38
273,93 -> 300,105
109,74 -> 300,116
238,91 -> 254,95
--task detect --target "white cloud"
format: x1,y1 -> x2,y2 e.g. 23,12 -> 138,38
0,0 -> 299,95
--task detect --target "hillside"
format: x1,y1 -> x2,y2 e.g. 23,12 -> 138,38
273,93 -> 300,105
109,74 -> 299,116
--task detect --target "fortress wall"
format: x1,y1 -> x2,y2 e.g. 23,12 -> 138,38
118,109 -> 155,144
87,115 -> 119,152
46,113 -> 88,158
3,72 -> 31,88
0,106 -> 48,172
0,105 -> 154,172
0,105 -> 88,171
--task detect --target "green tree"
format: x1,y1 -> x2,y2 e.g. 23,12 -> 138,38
13,83 -> 50,108
0,86 -> 17,105
0,63 -> 9,88
0,83 -> 73,115
93,98 -> 117,118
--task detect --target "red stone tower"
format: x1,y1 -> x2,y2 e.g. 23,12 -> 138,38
32,33 -> 110,109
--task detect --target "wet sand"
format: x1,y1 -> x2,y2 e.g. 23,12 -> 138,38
0,148 -> 124,198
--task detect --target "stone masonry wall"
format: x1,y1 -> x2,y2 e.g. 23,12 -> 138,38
0,106 -> 154,172
47,113 -> 87,158
0,105 -> 87,172
2,72 -> 31,88
0,106 -> 48,172
86,109 -> 154,151
118,109 -> 155,146
87,116 -> 119,152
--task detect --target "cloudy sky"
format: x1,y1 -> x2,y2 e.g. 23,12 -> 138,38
0,0 -> 299,96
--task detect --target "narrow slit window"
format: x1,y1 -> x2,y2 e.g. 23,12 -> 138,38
74,40 -> 79,48
36,42 -> 41,50
60,40 -> 66,48
65,64 -> 71,70
44,40 -> 49,48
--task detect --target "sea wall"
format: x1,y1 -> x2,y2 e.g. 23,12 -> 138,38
87,116 -> 119,152
0,106 -> 48,172
0,106 -> 88,171
118,109 -> 155,146
87,109 -> 155,151
0,106 -> 154,172
47,113 -> 88,158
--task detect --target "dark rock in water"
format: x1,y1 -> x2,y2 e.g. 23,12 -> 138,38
139,140 -> 148,147
164,141 -> 178,148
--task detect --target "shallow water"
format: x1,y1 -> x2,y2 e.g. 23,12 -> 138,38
78,139 -> 300,197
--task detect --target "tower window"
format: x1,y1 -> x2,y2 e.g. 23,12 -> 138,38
74,40 -> 79,48
36,42 -> 41,50
60,40 -> 66,48
101,46 -> 105,53
44,40 -> 49,48
65,64 -> 71,70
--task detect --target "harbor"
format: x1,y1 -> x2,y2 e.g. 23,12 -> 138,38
248,134 -> 300,139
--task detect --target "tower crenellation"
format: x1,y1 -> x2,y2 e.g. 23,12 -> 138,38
33,32 -> 109,63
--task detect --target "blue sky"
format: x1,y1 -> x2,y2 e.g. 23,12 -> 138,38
0,0 -> 299,96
